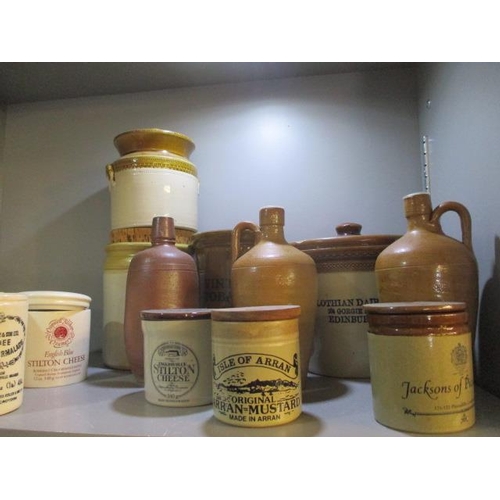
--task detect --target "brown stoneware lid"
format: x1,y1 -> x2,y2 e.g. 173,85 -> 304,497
364,301 -> 468,331
141,308 -> 212,321
364,301 -> 467,315
293,223 -> 400,263
211,305 -> 301,322
114,128 -> 195,157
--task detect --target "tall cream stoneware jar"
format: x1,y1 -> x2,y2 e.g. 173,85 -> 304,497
365,301 -> 475,434
0,293 -> 28,415
106,128 -> 199,245
293,223 -> 399,378
103,242 -> 150,370
231,207 -> 318,386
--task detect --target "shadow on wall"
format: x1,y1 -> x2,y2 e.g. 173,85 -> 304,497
477,235 -> 500,398
33,188 -> 110,351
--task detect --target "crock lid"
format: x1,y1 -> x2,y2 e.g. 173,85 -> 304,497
293,223 -> 400,262
21,291 -> 92,310
141,308 -> 212,321
364,301 -> 467,315
364,301 -> 469,331
211,305 -> 301,322
113,128 -> 195,157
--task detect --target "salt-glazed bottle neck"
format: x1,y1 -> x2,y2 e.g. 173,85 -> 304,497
404,192 -> 440,233
150,216 -> 177,246
259,207 -> 287,244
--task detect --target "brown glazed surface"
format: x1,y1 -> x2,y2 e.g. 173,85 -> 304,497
375,192 -> 478,339
190,229 -> 255,308
124,217 -> 199,383
231,207 -> 318,385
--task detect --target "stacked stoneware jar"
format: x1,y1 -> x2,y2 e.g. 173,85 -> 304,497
103,129 -> 199,370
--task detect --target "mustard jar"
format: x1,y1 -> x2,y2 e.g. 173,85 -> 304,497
211,305 -> 302,428
364,301 -> 475,434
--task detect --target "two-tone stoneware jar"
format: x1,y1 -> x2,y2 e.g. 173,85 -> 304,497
364,301 -> 475,434
106,128 -> 199,245
293,223 -> 399,378
211,305 -> 302,428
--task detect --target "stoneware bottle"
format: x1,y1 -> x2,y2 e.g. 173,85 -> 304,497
124,216 -> 199,383
231,206 -> 318,385
375,192 -> 478,340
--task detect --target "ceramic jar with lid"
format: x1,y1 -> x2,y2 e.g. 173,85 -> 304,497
375,192 -> 479,341
364,301 -> 475,434
141,308 -> 212,407
211,305 -> 302,428
294,223 -> 399,378
231,207 -> 317,385
22,291 -> 92,388
106,128 -> 199,245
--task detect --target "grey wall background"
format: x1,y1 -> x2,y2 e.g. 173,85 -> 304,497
417,62 -> 500,395
0,67 -> 422,354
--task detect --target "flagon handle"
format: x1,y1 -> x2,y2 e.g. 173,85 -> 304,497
431,201 -> 473,251
231,221 -> 261,264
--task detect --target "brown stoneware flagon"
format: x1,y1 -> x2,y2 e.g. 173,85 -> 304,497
375,192 -> 478,340
124,216 -> 199,383
231,206 -> 318,385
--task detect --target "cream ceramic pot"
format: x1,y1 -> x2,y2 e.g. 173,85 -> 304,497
0,293 -> 28,415
141,309 -> 212,407
23,291 -> 91,388
211,305 -> 302,428
293,223 -> 399,378
106,129 -> 199,243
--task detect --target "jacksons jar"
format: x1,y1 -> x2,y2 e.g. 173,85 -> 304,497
293,223 -> 399,378
364,301 -> 475,434
211,305 -> 302,428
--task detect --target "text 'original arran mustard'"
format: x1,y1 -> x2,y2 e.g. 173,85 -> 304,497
211,305 -> 302,428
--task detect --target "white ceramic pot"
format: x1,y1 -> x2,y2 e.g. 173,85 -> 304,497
141,309 -> 212,407
22,291 -> 91,388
